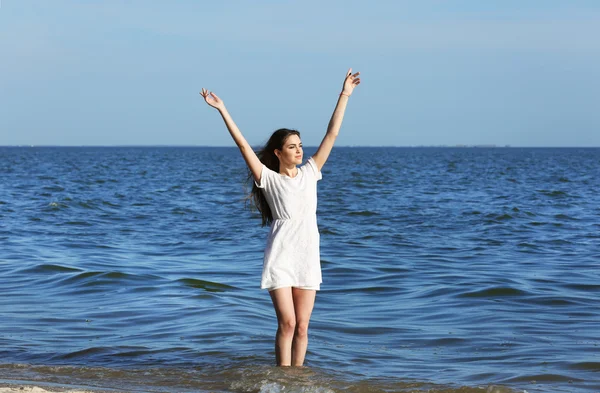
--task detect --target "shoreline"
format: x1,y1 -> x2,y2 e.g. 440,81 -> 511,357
0,383 -> 121,393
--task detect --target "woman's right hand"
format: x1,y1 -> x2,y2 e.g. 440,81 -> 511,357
200,88 -> 225,111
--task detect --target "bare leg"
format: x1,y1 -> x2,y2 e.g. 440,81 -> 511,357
269,287 -> 296,366
291,287 -> 316,366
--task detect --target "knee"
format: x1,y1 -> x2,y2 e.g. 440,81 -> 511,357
295,321 -> 309,338
279,319 -> 296,336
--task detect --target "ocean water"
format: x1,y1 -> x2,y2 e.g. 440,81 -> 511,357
0,146 -> 598,393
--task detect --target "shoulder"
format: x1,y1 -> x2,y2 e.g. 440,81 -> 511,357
301,157 -> 323,181
255,164 -> 279,189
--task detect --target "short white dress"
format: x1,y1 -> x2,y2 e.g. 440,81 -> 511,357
254,157 -> 323,291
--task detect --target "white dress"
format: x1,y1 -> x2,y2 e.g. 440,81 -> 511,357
254,157 -> 323,291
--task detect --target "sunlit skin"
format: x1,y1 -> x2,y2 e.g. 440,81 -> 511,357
274,134 -> 303,178
200,68 -> 361,366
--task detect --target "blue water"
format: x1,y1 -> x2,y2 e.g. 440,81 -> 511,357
0,146 -> 598,393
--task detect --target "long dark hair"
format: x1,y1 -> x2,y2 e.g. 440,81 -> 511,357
247,128 -> 300,227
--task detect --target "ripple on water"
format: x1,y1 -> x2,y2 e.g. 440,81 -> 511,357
568,362 -> 600,372
458,286 -> 529,298
19,264 -> 82,274
347,210 -> 379,216
177,278 -> 239,292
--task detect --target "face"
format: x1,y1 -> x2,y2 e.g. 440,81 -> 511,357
275,134 -> 303,166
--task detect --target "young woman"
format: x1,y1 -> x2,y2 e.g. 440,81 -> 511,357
200,68 -> 361,366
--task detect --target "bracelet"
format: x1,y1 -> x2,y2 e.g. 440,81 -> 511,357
339,92 -> 350,97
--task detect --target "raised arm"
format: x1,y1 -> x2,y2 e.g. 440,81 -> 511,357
200,88 -> 263,183
312,68 -> 361,171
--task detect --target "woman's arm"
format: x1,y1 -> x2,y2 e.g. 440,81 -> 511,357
200,88 -> 263,183
312,68 -> 361,171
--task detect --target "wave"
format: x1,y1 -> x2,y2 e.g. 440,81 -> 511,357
347,211 -> 378,216
177,278 -> 238,292
537,189 -> 570,198
19,264 -> 82,274
458,286 -> 529,298
0,363 -> 520,393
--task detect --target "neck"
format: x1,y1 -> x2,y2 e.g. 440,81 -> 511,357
279,162 -> 298,178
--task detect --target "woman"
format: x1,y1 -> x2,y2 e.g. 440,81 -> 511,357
200,68 -> 361,366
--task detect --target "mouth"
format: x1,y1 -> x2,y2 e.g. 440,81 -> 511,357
295,155 -> 302,159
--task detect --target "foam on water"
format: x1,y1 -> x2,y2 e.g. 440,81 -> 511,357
0,363 -> 520,393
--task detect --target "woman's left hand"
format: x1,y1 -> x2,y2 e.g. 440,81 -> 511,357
200,88 -> 225,111
341,68 -> 361,96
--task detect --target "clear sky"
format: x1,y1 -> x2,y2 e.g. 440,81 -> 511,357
1,0 -> 599,147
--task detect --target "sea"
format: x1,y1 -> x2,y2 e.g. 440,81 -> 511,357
0,146 -> 598,393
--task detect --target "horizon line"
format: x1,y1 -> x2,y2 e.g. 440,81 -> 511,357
1,145 -> 599,149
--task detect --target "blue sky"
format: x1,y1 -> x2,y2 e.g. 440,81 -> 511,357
1,1 -> 599,147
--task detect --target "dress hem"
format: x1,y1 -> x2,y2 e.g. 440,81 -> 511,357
261,283 -> 321,291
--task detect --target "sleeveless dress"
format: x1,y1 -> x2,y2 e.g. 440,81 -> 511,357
254,157 -> 323,291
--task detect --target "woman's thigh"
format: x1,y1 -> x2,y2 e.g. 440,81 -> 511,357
291,288 -> 316,324
269,287 -> 296,323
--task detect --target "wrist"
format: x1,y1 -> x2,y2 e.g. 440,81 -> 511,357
339,92 -> 351,97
